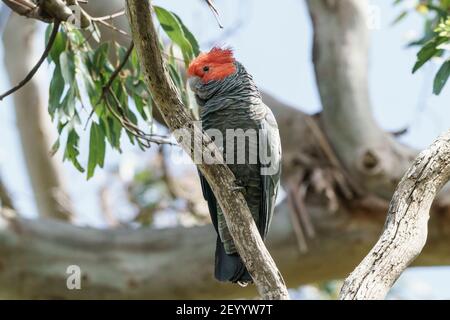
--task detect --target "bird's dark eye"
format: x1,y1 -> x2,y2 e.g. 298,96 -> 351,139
203,66 -> 210,72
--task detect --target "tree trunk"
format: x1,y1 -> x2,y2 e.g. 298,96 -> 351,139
306,0 -> 416,199
2,14 -> 73,220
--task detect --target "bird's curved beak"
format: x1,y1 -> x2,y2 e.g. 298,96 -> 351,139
188,76 -> 201,93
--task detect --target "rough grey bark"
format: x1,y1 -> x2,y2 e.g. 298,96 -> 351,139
2,14 -> 73,221
340,130 -> 450,300
125,0 -> 289,300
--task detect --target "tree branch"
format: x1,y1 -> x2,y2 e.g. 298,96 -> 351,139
124,0 -> 289,299
340,129 -> 450,300
204,0 -> 223,29
306,0 -> 416,199
2,196 -> 450,299
2,0 -> 91,26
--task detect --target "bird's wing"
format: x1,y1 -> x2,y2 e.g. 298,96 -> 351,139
258,104 -> 282,239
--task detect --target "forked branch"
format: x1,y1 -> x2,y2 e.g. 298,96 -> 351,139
340,129 -> 450,300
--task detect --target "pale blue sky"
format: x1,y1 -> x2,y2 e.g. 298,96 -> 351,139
0,0 -> 450,297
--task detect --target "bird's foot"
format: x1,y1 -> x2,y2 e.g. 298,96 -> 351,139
231,179 -> 247,195
237,281 -> 249,288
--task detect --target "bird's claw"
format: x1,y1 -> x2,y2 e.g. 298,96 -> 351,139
237,281 -> 249,288
231,179 -> 247,195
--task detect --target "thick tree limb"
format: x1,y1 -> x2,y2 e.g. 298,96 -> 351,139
306,0 -> 416,199
125,0 -> 289,300
2,197 -> 450,299
340,130 -> 450,300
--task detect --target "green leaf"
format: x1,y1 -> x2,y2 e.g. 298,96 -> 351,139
100,116 -> 122,151
77,52 -> 97,99
154,6 -> 194,62
48,65 -> 65,118
60,86 -> 77,119
433,60 -> 450,95
131,47 -> 141,75
168,63 -> 183,89
87,122 -> 106,179
90,22 -> 102,43
59,51 -> 76,84
93,42 -> 111,71
46,26 -> 65,63
64,130 -> 84,173
173,12 -> 200,56
66,28 -> 85,47
413,37 -> 447,73
133,93 -> 146,120
391,11 -> 408,26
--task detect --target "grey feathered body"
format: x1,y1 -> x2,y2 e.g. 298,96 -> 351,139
193,62 -> 281,282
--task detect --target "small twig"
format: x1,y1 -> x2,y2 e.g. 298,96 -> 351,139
162,51 -> 185,63
91,9 -> 125,21
85,42 -> 134,130
0,20 -> 60,101
83,41 -> 174,146
79,6 -> 129,38
295,181 -> 316,239
287,180 -> 308,254
96,19 -> 131,38
0,177 -> 15,211
3,0 -> 36,13
94,41 -> 173,146
305,116 -> 362,197
204,1 -> 251,48
106,90 -> 173,146
104,42 -> 134,92
204,0 -> 223,29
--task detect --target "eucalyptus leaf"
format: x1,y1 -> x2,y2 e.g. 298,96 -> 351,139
154,6 -> 194,63
433,60 -> 450,95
